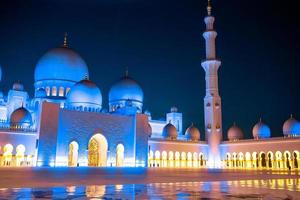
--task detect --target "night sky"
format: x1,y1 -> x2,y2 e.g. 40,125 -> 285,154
0,0 -> 299,139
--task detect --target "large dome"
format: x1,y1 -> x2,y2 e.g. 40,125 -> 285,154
162,123 -> 178,140
228,123 -> 244,141
35,47 -> 89,83
109,75 -> 144,112
185,124 -> 200,141
10,107 -> 32,127
67,79 -> 102,111
252,120 -> 271,139
283,115 -> 300,136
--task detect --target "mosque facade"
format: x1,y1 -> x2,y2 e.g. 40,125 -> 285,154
0,1 -> 300,169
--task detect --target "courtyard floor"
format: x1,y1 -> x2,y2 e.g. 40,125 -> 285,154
0,167 -> 299,188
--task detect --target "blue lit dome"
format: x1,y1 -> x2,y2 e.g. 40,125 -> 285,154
162,123 -> 178,139
109,75 -> 144,113
67,79 -> 102,112
283,115 -> 300,136
252,120 -> 271,139
227,123 -> 244,141
185,124 -> 200,141
10,107 -> 32,127
35,47 -> 89,82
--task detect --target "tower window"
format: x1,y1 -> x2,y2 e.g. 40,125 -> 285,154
52,86 -> 57,96
59,87 -> 64,97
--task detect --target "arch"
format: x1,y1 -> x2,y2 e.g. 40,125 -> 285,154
52,86 -> 57,96
181,152 -> 187,168
284,151 -> 291,169
245,152 -> 251,169
226,153 -> 231,168
293,151 -> 299,169
232,152 -> 237,168
154,150 -> 160,167
3,144 -> 13,166
193,152 -> 198,168
168,151 -> 174,168
161,151 -> 167,167
187,152 -> 192,168
259,152 -> 266,168
267,151 -> 274,169
88,134 -> 108,167
148,150 -> 154,167
252,152 -> 258,168
275,151 -> 283,169
238,152 -> 244,168
16,144 -> 25,167
199,153 -> 205,167
116,144 -> 125,167
59,87 -> 64,97
175,151 -> 180,168
66,87 -> 71,95
68,141 -> 79,167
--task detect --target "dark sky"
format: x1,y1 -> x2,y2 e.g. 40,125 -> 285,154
0,0 -> 299,139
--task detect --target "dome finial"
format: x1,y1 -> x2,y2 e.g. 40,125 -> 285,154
63,32 -> 68,47
207,0 -> 212,16
84,74 -> 89,80
290,113 -> 293,118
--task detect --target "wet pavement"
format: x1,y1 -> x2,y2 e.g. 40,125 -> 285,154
0,179 -> 299,199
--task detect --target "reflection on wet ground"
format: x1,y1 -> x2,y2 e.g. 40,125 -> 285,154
0,179 -> 299,199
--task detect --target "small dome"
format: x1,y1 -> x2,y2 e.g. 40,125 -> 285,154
283,115 -> 300,136
10,107 -> 32,126
228,123 -> 244,141
109,75 -> 143,112
162,123 -> 178,139
185,124 -> 200,141
67,79 -> 102,111
35,88 -> 47,98
13,82 -> 24,91
252,119 -> 271,139
35,47 -> 89,83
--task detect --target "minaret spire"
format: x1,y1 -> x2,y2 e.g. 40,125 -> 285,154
63,32 -> 68,47
201,0 -> 222,168
207,0 -> 212,16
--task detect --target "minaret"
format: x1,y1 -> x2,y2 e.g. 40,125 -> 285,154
201,0 -> 222,168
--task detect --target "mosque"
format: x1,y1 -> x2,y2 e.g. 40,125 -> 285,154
0,1 -> 299,169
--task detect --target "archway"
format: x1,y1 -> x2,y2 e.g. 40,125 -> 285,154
3,144 -> 13,166
252,152 -> 258,168
187,152 -> 192,168
16,144 -> 25,167
148,150 -> 154,167
293,151 -> 299,169
260,152 -> 266,168
232,152 -> 237,168
181,152 -> 186,168
175,152 -> 180,168
168,151 -> 174,167
275,151 -> 283,169
245,152 -> 251,169
154,150 -> 160,167
199,153 -> 204,167
267,151 -> 273,169
193,152 -> 198,168
116,144 -> 124,167
226,153 -> 231,168
88,134 -> 108,167
284,151 -> 291,169
161,151 -> 167,167
68,141 -> 79,167
238,152 -> 244,168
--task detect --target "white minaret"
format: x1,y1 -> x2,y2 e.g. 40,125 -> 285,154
201,0 -> 222,168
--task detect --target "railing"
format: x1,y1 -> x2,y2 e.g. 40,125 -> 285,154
0,122 -> 36,132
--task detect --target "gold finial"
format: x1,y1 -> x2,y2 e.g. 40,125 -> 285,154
63,32 -> 68,47
207,0 -> 212,16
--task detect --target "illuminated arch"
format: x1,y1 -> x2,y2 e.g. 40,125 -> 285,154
16,144 -> 26,167
116,144 -> 125,167
168,151 -> 174,168
161,151 -> 167,167
232,152 -> 237,168
259,152 -> 266,168
293,151 -> 299,169
3,144 -> 13,166
154,150 -> 161,167
199,153 -> 205,167
267,151 -> 274,169
68,141 -> 79,167
275,151 -> 283,169
193,152 -> 198,168
175,151 -> 180,168
284,151 -> 291,169
187,152 -> 192,168
181,152 -> 187,168
148,150 -> 154,167
52,86 -> 57,96
59,86 -> 64,97
245,152 -> 251,169
88,134 -> 108,167
252,152 -> 258,168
